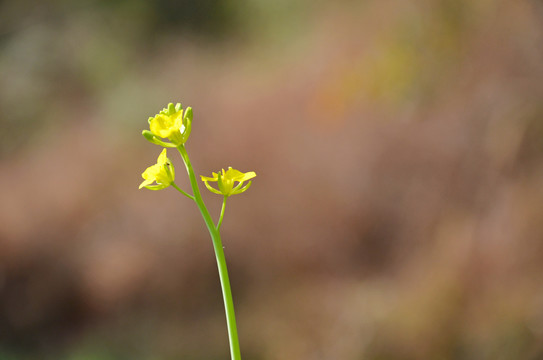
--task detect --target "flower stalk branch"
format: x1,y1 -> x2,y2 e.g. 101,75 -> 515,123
171,182 -> 194,201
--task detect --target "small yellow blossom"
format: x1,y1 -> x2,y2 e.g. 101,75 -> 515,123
145,103 -> 193,146
201,167 -> 256,197
139,149 -> 175,190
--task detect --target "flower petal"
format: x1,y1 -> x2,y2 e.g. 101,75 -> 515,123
139,178 -> 155,189
223,168 -> 256,182
142,164 -> 160,180
200,171 -> 219,182
157,149 -> 169,165
235,171 -> 256,182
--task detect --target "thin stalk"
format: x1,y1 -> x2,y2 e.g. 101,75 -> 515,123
171,182 -> 195,201
217,196 -> 227,230
177,145 -> 241,360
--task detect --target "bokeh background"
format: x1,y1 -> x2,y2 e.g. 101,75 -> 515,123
2,0 -> 543,359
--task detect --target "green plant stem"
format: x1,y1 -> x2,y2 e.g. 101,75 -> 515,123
177,145 -> 241,360
217,196 -> 227,230
171,182 -> 195,201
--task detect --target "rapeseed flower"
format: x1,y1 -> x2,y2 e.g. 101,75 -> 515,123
201,167 -> 256,197
139,149 -> 175,190
143,103 -> 192,146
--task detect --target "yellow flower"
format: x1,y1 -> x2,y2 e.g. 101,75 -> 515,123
139,149 -> 175,190
201,167 -> 256,197
144,103 -> 193,146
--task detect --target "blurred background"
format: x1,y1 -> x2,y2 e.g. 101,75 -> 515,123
1,0 -> 543,359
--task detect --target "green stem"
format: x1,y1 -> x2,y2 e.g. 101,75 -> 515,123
217,196 -> 227,230
171,182 -> 195,201
177,145 -> 241,360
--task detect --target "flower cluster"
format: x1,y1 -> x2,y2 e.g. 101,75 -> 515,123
139,102 -> 256,197
138,101 -> 255,359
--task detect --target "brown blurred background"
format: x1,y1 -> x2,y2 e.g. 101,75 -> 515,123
2,0 -> 543,359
